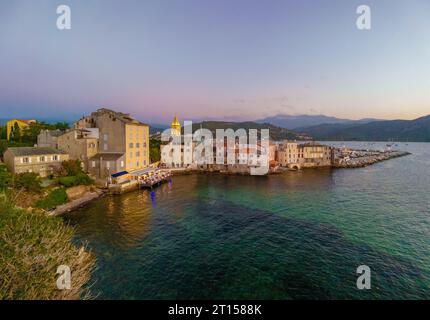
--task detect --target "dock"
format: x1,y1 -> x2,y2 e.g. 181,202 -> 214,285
138,170 -> 172,189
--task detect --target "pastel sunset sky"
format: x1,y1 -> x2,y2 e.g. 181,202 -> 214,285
1,0 -> 429,123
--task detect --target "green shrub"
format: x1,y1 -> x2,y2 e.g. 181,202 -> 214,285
58,176 -> 77,188
76,173 -> 93,186
61,159 -> 84,176
36,188 -> 68,210
0,199 -> 95,300
14,172 -> 42,193
58,173 -> 93,188
0,165 -> 12,191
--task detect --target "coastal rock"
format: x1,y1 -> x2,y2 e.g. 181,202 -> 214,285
66,185 -> 88,201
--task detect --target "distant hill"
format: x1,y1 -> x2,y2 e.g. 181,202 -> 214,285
149,126 -> 168,135
295,115 -> 430,142
256,114 -> 380,129
192,121 -> 309,141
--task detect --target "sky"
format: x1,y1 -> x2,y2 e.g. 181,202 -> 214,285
0,0 -> 429,124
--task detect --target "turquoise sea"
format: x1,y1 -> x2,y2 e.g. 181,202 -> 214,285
66,142 -> 430,299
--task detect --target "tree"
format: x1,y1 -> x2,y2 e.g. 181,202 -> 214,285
61,159 -> 84,176
54,122 -> 69,131
10,123 -> 21,142
13,172 -> 42,193
20,121 -> 70,145
150,139 -> 161,163
0,125 -> 7,140
0,140 -> 9,159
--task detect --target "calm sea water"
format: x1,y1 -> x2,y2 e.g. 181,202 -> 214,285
65,142 -> 430,299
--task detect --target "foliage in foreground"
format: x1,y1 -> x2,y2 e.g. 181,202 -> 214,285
0,164 -> 11,191
36,188 -> 68,210
0,199 -> 95,300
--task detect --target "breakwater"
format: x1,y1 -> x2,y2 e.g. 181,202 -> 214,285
333,150 -> 411,168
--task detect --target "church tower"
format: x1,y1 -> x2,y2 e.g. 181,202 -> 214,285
171,116 -> 181,136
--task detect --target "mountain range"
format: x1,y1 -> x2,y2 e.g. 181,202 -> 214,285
256,114 -> 380,129
294,115 -> 430,142
191,121 -> 310,141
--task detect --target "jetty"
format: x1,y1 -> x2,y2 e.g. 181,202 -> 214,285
333,149 -> 411,168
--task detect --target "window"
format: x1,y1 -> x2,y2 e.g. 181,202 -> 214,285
130,152 -> 133,158
143,142 -> 147,148
92,161 -> 96,168
53,155 -> 59,161
144,160 -> 147,166
104,143 -> 108,151
103,134 -> 108,141
129,143 -> 134,148
120,161 -> 124,168
23,157 -> 29,163
136,143 -> 140,148
106,161 -> 110,169
136,161 -> 139,167
40,156 -> 45,162
136,151 -> 140,157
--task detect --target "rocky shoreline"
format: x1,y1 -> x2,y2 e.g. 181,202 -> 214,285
48,188 -> 106,217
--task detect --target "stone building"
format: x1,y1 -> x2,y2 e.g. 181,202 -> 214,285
299,142 -> 333,168
37,129 -> 64,149
277,141 -> 333,169
57,128 -> 99,171
4,147 -> 69,177
74,108 -> 150,179
277,141 -> 299,167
